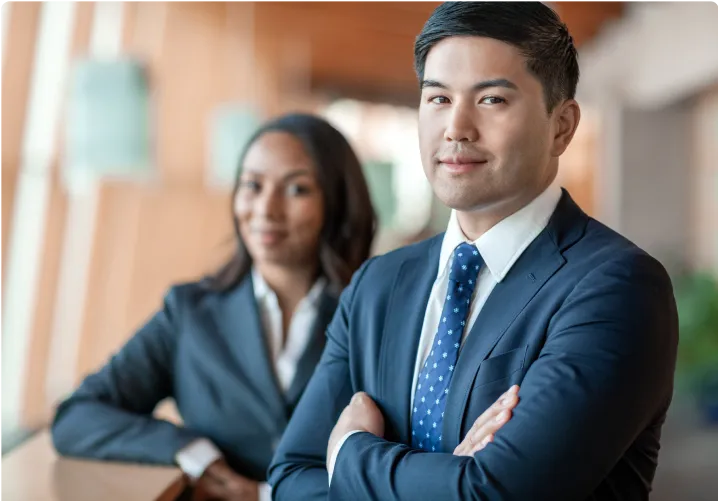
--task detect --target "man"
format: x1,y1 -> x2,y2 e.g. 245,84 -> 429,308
268,2 -> 678,500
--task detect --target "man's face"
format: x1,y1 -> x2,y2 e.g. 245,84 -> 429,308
419,36 -> 560,212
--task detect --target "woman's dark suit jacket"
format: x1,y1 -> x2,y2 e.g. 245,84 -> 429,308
51,274 -> 339,481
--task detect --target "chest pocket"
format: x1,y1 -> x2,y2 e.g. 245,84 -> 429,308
472,344 -> 528,389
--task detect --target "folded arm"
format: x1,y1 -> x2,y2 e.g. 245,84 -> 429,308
51,287 -> 203,464
329,253 -> 678,500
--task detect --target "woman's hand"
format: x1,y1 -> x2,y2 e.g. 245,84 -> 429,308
193,458 -> 259,501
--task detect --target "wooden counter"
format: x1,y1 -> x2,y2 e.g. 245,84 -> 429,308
2,430 -> 186,501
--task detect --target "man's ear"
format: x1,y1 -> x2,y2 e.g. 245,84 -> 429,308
550,99 -> 581,157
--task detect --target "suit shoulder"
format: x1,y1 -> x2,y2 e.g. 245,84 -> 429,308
365,233 -> 444,273
162,280 -> 217,311
343,234 -> 442,300
575,218 -> 672,289
578,217 -> 666,266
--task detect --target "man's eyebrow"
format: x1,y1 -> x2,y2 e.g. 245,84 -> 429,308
420,79 -> 447,90
420,78 -> 519,91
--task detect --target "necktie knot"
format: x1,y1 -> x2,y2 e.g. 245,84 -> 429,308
449,242 -> 483,285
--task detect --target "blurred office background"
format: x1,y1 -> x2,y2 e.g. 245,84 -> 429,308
2,2 -> 717,498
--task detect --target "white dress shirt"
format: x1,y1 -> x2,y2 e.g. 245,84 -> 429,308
175,268 -> 326,500
253,268 -> 328,393
327,182 -> 562,482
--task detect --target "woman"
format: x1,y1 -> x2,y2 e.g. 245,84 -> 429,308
52,113 -> 377,500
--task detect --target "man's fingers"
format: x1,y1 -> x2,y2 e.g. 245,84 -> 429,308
468,409 -> 512,454
351,391 -> 369,405
475,433 -> 494,452
455,407 -> 509,457
454,430 -> 494,457
466,386 -> 519,437
453,386 -> 519,457
454,407 -> 500,457
453,440 -> 467,456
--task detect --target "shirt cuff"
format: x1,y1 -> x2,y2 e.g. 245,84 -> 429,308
258,482 -> 272,501
327,430 -> 363,485
174,438 -> 223,482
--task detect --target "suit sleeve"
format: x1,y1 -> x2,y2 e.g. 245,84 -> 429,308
51,286 -> 204,464
328,252 -> 678,501
267,259 -> 374,501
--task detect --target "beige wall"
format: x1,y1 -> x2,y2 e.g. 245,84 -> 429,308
557,106 -> 597,217
579,2 -> 718,276
690,85 -> 718,275
579,2 -> 718,109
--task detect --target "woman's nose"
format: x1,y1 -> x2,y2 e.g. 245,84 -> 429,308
254,188 -> 284,220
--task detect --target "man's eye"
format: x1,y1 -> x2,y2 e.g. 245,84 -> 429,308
480,96 -> 506,105
429,96 -> 450,105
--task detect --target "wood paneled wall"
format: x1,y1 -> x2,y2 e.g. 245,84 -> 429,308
2,2 -> 41,279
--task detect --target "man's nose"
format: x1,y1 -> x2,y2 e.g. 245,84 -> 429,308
444,104 -> 479,143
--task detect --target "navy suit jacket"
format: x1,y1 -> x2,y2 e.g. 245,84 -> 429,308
268,191 -> 678,500
52,274 -> 338,481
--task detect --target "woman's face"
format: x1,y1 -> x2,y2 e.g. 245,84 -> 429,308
235,131 -> 325,269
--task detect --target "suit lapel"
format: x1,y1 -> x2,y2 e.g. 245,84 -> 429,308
379,235 -> 443,445
442,190 -> 588,448
284,291 -> 338,409
215,276 -> 287,427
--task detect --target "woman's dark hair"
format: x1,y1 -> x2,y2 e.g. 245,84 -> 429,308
414,2 -> 579,112
206,113 -> 377,293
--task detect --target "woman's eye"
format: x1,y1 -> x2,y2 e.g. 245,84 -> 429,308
287,184 -> 311,196
240,180 -> 261,192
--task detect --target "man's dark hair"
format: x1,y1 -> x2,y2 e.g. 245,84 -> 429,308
414,2 -> 579,112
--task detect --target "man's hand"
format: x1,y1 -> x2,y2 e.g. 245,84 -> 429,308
192,458 -> 259,501
327,392 -> 385,465
453,385 -> 519,457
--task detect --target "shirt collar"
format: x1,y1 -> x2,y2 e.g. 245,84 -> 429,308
251,267 -> 327,307
438,182 -> 562,283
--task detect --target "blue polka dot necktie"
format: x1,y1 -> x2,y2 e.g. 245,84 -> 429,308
411,242 -> 483,452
